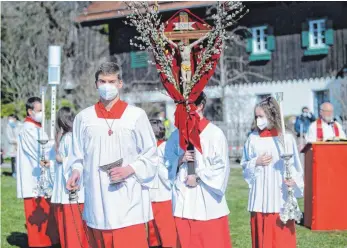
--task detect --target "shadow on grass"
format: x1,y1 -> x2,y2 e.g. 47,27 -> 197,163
6,232 -> 28,248
2,171 -> 13,177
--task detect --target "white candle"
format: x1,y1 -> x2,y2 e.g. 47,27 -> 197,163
275,92 -> 287,153
279,101 -> 286,137
41,87 -> 45,139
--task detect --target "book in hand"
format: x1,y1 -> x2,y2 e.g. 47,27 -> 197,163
99,158 -> 124,184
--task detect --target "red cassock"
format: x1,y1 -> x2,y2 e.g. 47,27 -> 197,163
87,224 -> 148,248
251,212 -> 296,248
23,197 -> 59,247
147,200 -> 178,247
54,203 -> 88,248
175,216 -> 232,248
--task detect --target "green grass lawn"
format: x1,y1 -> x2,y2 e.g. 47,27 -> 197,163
1,167 -> 347,247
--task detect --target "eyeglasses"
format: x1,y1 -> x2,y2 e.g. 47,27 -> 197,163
320,109 -> 333,113
96,79 -> 120,84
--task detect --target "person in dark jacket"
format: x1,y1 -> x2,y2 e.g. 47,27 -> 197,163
294,107 -> 315,138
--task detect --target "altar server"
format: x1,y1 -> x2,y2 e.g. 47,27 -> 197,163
306,102 -> 346,142
241,96 -> 304,248
51,107 -> 87,248
16,96 -> 59,247
148,119 -> 177,248
165,92 -> 232,248
66,62 -> 158,248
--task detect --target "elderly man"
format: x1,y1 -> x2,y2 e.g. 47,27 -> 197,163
306,102 -> 346,142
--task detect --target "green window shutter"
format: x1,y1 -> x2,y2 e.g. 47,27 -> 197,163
301,22 -> 309,48
266,26 -> 275,51
130,51 -> 148,69
325,20 -> 334,46
246,38 -> 253,53
267,36 -> 275,51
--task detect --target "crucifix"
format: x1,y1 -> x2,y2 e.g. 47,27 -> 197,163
164,11 -> 210,93
163,11 -> 211,177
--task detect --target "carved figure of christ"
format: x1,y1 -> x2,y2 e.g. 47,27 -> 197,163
164,33 -> 208,91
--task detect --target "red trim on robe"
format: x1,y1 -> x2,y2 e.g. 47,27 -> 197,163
251,212 -> 296,248
54,203 -> 88,248
87,224 -> 148,248
24,117 -> 42,128
147,201 -> 177,247
23,197 -> 59,247
157,140 -> 165,147
259,129 -> 279,137
94,100 -> 128,119
175,216 -> 232,248
316,118 -> 340,141
198,117 -> 210,133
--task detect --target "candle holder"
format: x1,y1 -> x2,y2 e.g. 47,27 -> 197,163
279,153 -> 302,224
33,139 -> 53,198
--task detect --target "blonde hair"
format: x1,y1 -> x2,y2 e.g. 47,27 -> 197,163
251,96 -> 283,133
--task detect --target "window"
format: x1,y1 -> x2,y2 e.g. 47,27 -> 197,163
252,26 -> 268,54
257,93 -> 271,102
309,19 -> 326,49
314,90 -> 329,114
246,25 -> 275,62
302,19 -> 334,56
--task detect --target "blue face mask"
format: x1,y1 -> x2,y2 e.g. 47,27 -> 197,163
9,122 -> 16,128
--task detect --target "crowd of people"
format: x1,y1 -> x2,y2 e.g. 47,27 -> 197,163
5,62 -> 347,248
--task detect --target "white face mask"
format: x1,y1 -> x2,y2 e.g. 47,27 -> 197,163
98,83 -> 119,101
32,111 -> 43,123
257,117 -> 268,130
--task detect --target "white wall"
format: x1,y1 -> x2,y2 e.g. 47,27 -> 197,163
123,77 -> 344,126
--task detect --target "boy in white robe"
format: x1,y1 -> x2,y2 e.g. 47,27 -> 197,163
16,97 -> 59,247
148,119 -> 177,248
66,62 -> 158,248
165,92 -> 232,248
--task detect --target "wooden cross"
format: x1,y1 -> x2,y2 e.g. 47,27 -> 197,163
164,11 -> 210,45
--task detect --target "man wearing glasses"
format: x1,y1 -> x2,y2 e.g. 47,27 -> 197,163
306,102 -> 346,142
66,62 -> 158,248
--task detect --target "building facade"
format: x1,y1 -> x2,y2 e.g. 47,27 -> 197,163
78,1 -> 347,153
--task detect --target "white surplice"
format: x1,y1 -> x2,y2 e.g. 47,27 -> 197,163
150,141 -> 171,202
306,120 -> 346,143
16,121 -> 54,198
166,123 -> 230,221
241,132 -> 304,213
51,132 -> 85,204
67,104 -> 158,230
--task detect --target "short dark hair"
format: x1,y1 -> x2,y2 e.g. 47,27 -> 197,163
8,114 -> 19,121
26,97 -> 42,116
302,106 -> 309,112
194,91 -> 207,109
150,119 -> 166,140
95,62 -> 122,82
57,107 -> 75,135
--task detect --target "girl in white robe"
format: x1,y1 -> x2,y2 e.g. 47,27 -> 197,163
51,107 -> 87,248
241,96 -> 304,248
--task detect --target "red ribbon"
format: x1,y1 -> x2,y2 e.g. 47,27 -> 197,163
155,38 -> 222,153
